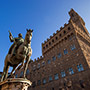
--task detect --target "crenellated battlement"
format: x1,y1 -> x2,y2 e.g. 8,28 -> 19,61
42,21 -> 71,55
41,8 -> 89,56
30,8 -> 90,66
42,23 -> 69,45
33,56 -> 43,63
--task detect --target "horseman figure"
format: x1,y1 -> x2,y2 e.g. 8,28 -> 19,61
1,29 -> 33,82
8,31 -> 24,56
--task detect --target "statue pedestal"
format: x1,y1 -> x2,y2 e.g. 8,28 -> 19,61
0,78 -> 32,90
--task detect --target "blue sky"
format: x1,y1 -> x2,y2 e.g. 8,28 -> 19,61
0,0 -> 90,72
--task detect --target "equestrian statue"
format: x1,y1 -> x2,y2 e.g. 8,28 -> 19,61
1,29 -> 33,82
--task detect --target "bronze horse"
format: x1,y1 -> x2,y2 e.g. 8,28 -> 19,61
1,29 -> 33,82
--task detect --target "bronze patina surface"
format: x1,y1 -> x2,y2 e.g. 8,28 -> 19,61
1,29 -> 33,82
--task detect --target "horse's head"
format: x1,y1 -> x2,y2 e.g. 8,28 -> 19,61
25,29 -> 33,44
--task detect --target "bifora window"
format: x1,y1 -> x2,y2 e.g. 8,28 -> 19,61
49,76 -> 53,82
54,73 -> 59,80
43,78 -> 46,84
69,68 -> 74,75
77,64 -> 84,72
61,71 -> 66,77
64,49 -> 68,55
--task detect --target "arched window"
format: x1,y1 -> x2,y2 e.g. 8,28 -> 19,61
54,73 -> 59,80
61,71 -> 66,77
64,49 -> 68,55
43,78 -> 46,84
69,68 -> 74,75
77,64 -> 84,72
49,76 -> 53,82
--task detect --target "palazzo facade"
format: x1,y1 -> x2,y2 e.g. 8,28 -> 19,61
15,9 -> 90,90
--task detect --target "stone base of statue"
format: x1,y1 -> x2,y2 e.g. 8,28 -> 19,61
0,78 -> 32,90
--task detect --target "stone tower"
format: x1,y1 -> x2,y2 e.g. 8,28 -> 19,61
69,9 -> 89,35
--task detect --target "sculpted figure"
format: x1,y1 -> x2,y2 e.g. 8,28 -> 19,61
1,29 -> 33,82
8,31 -> 24,56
